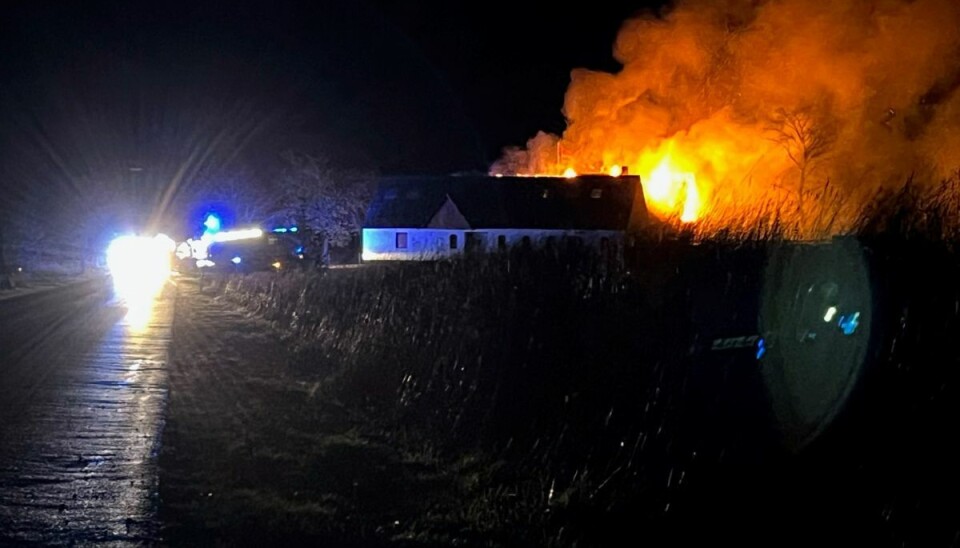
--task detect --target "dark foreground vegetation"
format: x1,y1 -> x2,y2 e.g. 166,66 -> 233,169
161,194 -> 960,546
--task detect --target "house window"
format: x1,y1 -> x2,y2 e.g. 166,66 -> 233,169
497,235 -> 507,250
590,188 -> 603,199
396,232 -> 408,249
521,235 -> 531,248
449,234 -> 458,249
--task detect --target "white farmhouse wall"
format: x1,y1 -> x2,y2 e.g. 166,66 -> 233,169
362,228 -> 466,261
363,228 -> 623,262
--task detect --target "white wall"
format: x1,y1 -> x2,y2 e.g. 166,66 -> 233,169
362,228 -> 623,261
362,228 -> 466,261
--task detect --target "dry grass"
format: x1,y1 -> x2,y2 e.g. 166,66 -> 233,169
646,173 -> 960,244
168,184 -> 960,546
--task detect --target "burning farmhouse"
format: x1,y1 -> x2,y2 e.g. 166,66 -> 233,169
365,0 -> 960,253
492,0 -> 960,238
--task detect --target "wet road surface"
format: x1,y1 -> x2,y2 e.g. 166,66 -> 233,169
0,279 -> 172,544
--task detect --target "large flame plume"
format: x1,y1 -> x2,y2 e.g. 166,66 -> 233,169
493,0 -> 960,236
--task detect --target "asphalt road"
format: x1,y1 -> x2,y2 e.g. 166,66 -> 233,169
0,279 -> 172,544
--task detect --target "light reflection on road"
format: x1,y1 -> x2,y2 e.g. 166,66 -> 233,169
0,284 -> 172,544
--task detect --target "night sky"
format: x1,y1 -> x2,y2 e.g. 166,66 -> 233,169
0,0 -> 662,234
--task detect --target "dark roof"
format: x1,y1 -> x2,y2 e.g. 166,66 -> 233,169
364,175 -> 643,231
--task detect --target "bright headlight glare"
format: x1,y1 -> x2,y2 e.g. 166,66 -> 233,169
106,234 -> 172,322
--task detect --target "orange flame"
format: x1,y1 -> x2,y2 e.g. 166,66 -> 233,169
491,0 -> 960,237
643,156 -> 701,223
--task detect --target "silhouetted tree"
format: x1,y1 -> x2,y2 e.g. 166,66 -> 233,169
271,151 -> 372,267
767,103 -> 838,206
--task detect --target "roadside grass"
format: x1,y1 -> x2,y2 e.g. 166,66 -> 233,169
163,278 -> 556,546
199,243 -> 767,544
165,183 -> 960,546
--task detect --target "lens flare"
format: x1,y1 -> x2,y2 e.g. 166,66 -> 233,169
106,234 -> 172,328
823,306 -> 838,322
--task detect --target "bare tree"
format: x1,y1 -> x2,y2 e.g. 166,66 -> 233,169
767,103 -> 838,205
271,150 -> 372,267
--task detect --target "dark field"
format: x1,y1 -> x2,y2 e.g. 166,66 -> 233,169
160,236 -> 960,546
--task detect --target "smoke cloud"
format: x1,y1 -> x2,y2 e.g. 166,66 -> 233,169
494,0 -> 960,233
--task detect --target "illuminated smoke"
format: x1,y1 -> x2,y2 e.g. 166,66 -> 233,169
494,0 -> 960,234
